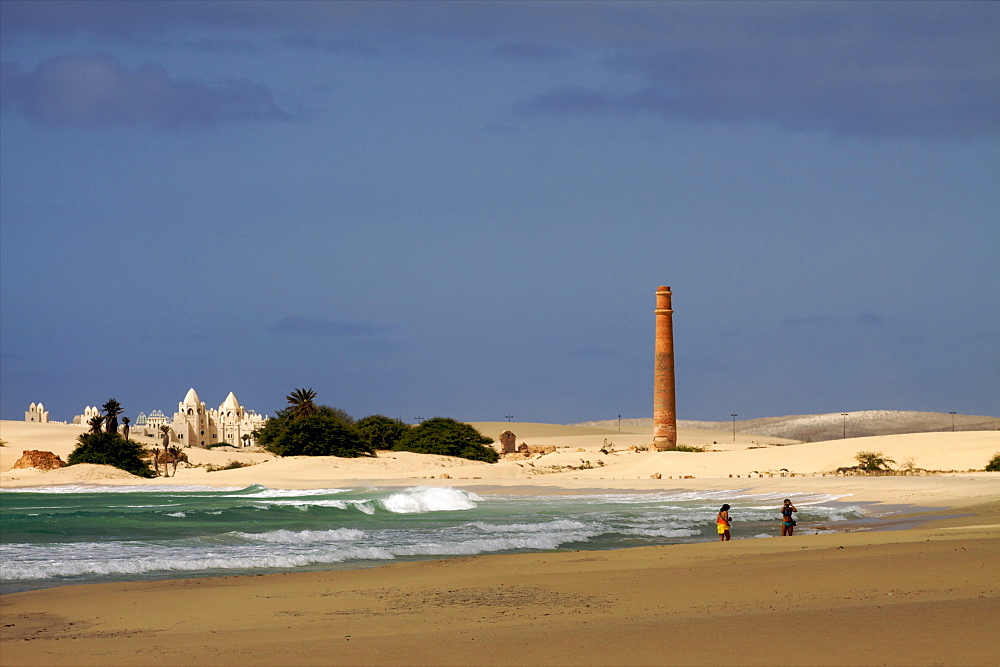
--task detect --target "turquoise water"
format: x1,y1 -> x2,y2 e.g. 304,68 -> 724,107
0,484 -> 865,594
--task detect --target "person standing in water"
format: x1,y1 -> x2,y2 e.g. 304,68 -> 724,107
716,504 -> 732,542
780,498 -> 797,536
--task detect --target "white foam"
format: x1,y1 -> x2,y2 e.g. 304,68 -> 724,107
471,519 -> 587,533
381,487 -> 481,513
237,487 -> 352,498
1,547 -> 398,579
808,504 -> 866,521
251,499 -> 373,511
622,527 -> 701,538
230,528 -> 366,543
392,531 -> 596,556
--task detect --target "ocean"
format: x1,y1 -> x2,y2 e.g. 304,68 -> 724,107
0,484 -> 866,595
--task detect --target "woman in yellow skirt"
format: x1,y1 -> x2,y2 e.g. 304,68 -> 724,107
716,503 -> 731,542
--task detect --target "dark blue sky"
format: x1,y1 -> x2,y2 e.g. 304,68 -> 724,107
2,1 -> 997,424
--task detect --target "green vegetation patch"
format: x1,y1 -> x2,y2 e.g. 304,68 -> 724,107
855,450 -> 895,472
394,417 -> 498,463
68,432 -> 155,478
356,415 -> 409,450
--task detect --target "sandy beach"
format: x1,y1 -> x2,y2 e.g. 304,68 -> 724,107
2,419 -> 999,665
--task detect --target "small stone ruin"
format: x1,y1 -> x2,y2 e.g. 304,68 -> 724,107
499,430 -> 517,454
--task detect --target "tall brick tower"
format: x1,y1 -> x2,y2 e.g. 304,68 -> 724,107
652,286 -> 677,450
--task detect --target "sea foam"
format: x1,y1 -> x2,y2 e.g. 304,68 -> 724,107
381,486 -> 481,513
230,528 -> 366,543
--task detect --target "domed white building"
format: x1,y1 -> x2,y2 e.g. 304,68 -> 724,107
24,402 -> 50,423
167,388 -> 267,448
146,410 -> 168,430
71,405 -> 102,425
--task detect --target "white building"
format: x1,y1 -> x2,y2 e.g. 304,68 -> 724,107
146,410 -> 168,430
72,406 -> 102,425
24,402 -> 50,423
60,389 -> 266,447
166,388 -> 267,448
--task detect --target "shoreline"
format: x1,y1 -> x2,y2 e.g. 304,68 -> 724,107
0,489 -> 948,598
2,497 -> 997,666
6,471 -> 999,505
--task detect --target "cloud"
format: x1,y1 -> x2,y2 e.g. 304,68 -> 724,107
267,317 -> 390,338
0,54 -> 290,129
2,2 -> 996,137
516,6 -> 1000,138
517,59 -> 999,137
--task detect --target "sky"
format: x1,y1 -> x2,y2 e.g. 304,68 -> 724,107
1,1 -> 998,426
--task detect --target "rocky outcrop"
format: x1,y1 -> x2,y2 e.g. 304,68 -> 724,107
13,450 -> 66,470
516,444 -> 556,455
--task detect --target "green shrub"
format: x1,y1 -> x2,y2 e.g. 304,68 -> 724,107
394,417 -> 498,463
206,442 -> 232,449
675,445 -> 707,452
855,451 -> 895,472
68,432 -> 155,478
986,453 -> 1000,472
315,405 -> 355,424
356,415 -> 409,450
259,413 -> 373,458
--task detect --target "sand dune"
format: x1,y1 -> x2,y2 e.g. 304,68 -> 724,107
578,410 -> 1000,442
2,420 -> 998,503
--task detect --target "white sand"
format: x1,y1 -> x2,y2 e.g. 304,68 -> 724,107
2,419 -> 998,507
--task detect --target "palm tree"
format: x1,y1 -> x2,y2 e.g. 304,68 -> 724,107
102,398 -> 123,435
87,415 -> 104,434
286,388 -> 318,419
158,425 -> 172,477
166,446 -> 187,475
121,416 -> 131,441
